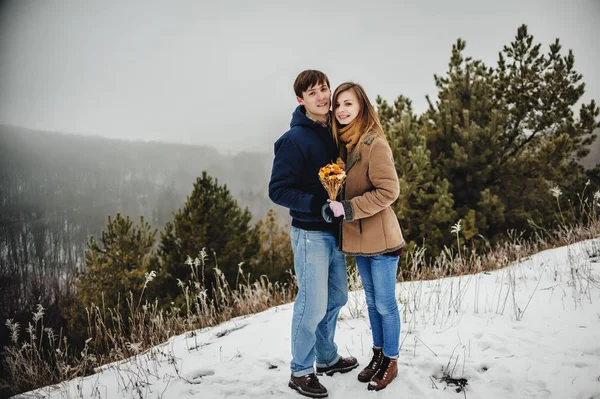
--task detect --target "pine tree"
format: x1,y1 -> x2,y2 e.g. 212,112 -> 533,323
75,214 -> 156,306
155,171 -> 260,305
377,95 -> 457,253
420,25 -> 599,248
379,25 -> 599,256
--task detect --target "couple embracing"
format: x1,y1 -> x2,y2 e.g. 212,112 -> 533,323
269,69 -> 405,398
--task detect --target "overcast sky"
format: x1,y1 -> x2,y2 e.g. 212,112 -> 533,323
0,0 -> 598,154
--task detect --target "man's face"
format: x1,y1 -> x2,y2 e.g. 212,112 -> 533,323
297,82 -> 331,119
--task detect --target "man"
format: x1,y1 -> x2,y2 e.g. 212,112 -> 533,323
269,70 -> 358,398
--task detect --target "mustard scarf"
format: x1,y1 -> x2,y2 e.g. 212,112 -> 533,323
338,120 -> 361,156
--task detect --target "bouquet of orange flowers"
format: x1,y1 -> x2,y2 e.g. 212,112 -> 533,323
318,163 -> 347,201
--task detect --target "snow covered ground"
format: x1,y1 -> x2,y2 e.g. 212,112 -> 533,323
22,239 -> 600,398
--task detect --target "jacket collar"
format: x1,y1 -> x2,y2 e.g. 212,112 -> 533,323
346,131 -> 377,172
290,105 -> 331,130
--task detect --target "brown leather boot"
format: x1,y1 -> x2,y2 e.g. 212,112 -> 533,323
288,373 -> 328,398
367,356 -> 398,391
357,347 -> 383,383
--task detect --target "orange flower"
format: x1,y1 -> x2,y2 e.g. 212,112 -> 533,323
318,163 -> 347,201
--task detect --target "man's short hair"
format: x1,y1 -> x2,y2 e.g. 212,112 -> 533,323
293,70 -> 330,98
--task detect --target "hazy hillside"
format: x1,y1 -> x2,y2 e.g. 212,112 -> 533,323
0,124 -> 276,221
0,124 -> 282,287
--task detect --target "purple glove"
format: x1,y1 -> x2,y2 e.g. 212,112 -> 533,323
327,200 -> 345,218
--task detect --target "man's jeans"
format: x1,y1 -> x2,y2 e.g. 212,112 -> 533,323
290,227 -> 348,377
356,254 -> 400,358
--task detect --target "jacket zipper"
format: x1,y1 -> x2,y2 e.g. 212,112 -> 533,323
359,220 -> 362,235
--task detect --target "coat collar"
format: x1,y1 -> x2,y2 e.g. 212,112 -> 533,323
346,131 -> 377,172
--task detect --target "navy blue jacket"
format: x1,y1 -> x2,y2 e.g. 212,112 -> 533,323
269,105 -> 339,233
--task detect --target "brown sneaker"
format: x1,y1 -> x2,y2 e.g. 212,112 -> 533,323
367,356 -> 398,391
288,373 -> 328,398
316,356 -> 359,376
358,347 -> 383,383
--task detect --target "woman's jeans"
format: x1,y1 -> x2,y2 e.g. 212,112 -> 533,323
356,254 -> 400,358
290,227 -> 348,377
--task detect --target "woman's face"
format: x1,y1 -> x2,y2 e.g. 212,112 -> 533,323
334,89 -> 360,126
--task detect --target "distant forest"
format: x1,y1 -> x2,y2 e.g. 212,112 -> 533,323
582,129 -> 600,169
0,124 -> 282,317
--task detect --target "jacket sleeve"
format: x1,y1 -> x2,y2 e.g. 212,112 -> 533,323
268,136 -> 322,213
342,139 -> 399,221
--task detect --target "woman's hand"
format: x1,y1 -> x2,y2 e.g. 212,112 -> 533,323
327,200 -> 345,218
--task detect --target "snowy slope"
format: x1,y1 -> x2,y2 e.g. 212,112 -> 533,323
23,239 -> 600,399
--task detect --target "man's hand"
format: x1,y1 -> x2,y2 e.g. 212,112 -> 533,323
321,203 -> 334,223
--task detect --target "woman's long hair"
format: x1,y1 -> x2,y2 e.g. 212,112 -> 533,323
331,82 -> 386,151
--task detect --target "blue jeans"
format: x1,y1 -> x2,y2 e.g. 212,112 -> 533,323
356,254 -> 400,358
290,227 -> 348,377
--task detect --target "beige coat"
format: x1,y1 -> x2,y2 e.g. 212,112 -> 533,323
340,132 -> 405,256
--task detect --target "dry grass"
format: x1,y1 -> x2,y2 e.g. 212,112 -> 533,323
401,222 -> 600,283
1,250 -> 297,396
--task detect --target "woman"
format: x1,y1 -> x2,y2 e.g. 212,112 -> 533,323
327,82 -> 405,391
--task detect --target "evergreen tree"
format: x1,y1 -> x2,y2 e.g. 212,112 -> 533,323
76,214 -> 156,306
490,26 -> 599,230
422,38 -> 509,244
439,27 -> 596,249
380,25 -> 599,256
377,96 -> 457,252
155,171 -> 260,305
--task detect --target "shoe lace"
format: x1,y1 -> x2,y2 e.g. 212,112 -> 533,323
304,373 -> 322,389
374,356 -> 391,380
366,350 -> 382,370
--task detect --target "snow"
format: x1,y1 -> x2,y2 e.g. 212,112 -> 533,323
23,239 -> 600,398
